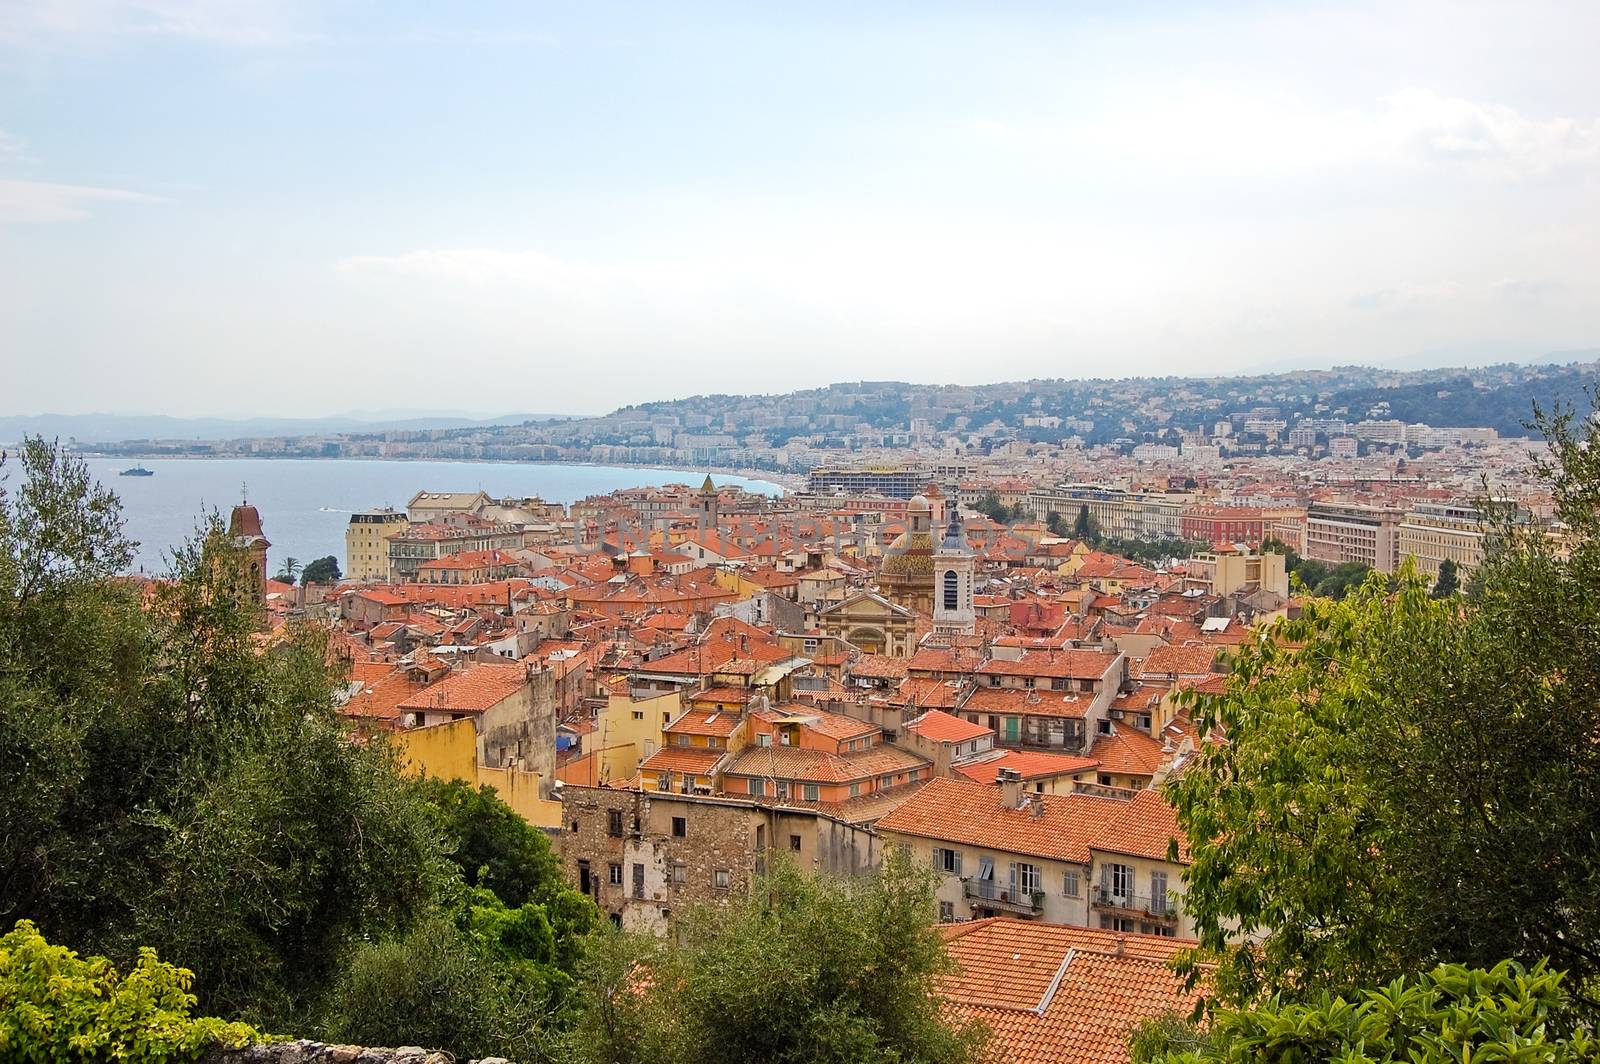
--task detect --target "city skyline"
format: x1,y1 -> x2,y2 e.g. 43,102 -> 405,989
4,1 -> 1599,417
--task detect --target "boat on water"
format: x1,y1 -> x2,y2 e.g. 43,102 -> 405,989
119,467 -> 155,477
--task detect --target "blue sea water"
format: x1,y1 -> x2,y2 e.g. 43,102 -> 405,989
65,457 -> 783,576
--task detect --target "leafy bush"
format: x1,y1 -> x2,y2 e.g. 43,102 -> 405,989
322,916 -> 554,1063
0,920 -> 259,1063
569,847 -> 985,1064
1146,961 -> 1593,1063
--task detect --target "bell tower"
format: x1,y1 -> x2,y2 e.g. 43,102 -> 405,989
696,475 -> 720,530
227,490 -> 271,605
933,508 -> 975,637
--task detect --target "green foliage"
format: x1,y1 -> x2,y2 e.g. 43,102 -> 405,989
1431,556 -> 1459,598
417,778 -> 561,908
1174,400 -> 1600,1009
569,847 -> 985,1064
273,556 -> 300,585
1128,1012 -> 1214,1064
300,555 -> 341,585
974,491 -> 1025,524
1073,504 -> 1098,542
1147,961 -> 1593,1063
1045,510 -> 1068,538
0,438 -> 448,1029
319,784 -> 598,1060
0,920 -> 259,1063
323,915 -> 554,1064
1260,535 -> 1370,598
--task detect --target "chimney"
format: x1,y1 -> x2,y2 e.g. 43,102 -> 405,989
997,767 -> 1023,810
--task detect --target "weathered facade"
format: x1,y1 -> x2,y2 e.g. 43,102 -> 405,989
558,785 -> 885,933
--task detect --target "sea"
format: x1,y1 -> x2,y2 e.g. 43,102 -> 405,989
67,457 -> 785,576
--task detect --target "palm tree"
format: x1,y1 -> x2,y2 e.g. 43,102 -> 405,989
275,556 -> 301,585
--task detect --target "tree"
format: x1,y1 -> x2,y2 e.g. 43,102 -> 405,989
0,919 -> 260,1062
1169,397 -> 1600,1009
415,778 -> 597,969
1432,557 -> 1459,598
300,555 -> 341,585
0,438 -> 447,1029
1141,961 -> 1592,1064
1045,511 -> 1068,538
1073,504 -> 1100,544
975,491 -> 1014,524
569,848 -> 985,1064
273,556 -> 300,585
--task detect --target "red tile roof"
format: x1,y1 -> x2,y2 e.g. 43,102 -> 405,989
396,662 -> 528,714
876,777 -> 1126,864
904,709 -> 993,745
955,749 -> 1099,785
977,649 -> 1120,681
1090,787 -> 1190,863
940,919 -> 1201,1064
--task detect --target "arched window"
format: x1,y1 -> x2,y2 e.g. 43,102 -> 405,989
943,569 -> 959,611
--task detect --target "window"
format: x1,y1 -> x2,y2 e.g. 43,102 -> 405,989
849,783 -> 861,798
1022,676 -> 1035,689
1104,862 -> 1132,904
607,810 -> 624,837
1051,677 -> 1069,691
1063,870 -> 1080,897
943,569 -> 959,610
632,710 -> 644,720
608,863 -> 623,886
804,784 -> 819,801
933,847 -> 963,875
774,780 -> 790,799
790,834 -> 802,851
1150,871 -> 1169,915
671,816 -> 687,838
938,900 -> 956,922
748,778 -> 764,797
631,862 -> 645,899
671,862 -> 686,885
1098,774 -> 1112,786
879,775 -> 893,790
1099,915 -> 1135,932
713,868 -> 731,890
756,733 -> 771,747
569,820 -> 579,833
1018,862 -> 1041,896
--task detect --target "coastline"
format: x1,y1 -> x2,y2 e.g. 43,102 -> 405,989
76,450 -> 803,494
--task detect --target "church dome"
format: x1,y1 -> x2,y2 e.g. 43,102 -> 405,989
908,493 -> 931,511
880,530 -> 936,576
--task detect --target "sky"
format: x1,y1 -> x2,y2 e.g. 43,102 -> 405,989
2,1 -> 1597,419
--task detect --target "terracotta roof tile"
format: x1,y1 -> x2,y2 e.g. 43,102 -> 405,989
876,777 -> 1125,864
939,919 -> 1202,1064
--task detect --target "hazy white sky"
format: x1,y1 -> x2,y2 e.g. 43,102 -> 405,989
2,1 -> 1597,418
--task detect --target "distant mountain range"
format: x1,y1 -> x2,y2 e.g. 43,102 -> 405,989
0,412 -> 566,445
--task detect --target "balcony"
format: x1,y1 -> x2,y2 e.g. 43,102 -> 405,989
1091,884 -> 1178,922
963,878 -> 1044,916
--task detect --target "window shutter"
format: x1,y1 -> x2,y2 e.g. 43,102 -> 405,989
932,848 -> 943,870
1008,863 -> 1017,891
954,851 -> 963,876
1100,864 -> 1109,893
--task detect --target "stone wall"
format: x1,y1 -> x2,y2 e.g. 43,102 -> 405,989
203,1039 -> 512,1064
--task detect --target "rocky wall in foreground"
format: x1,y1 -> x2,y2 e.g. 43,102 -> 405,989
202,1039 -> 514,1064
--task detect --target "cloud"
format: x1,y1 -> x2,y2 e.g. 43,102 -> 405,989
969,88 -> 1600,181
0,130 -> 23,160
0,179 -> 163,222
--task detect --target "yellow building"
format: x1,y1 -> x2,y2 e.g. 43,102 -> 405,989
346,508 -> 410,582
591,689 -> 683,785
396,717 -> 563,828
1397,503 -> 1489,578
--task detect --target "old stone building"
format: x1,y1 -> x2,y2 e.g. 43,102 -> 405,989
558,785 -> 888,933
